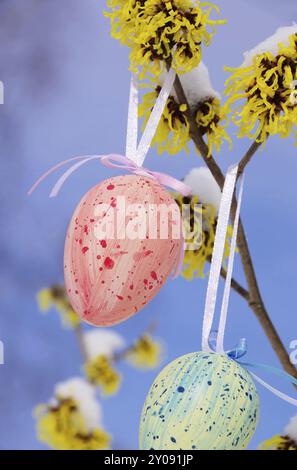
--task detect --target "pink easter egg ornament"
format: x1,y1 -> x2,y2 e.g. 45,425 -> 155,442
64,174 -> 182,326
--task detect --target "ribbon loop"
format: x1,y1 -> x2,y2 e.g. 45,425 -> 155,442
226,338 -> 247,360
208,331 -> 247,360
125,68 -> 176,167
203,164 -> 297,407
29,67 -> 181,197
126,73 -> 139,162
134,68 -> 176,167
202,165 -> 241,352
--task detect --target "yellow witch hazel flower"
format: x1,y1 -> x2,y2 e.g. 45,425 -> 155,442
259,414 -> 297,450
83,329 -> 125,395
35,378 -> 111,450
37,285 -> 80,328
140,86 -> 191,154
126,334 -> 162,369
139,62 -> 231,156
106,0 -> 225,77
259,435 -> 297,451
85,355 -> 121,396
175,167 -> 231,279
196,96 -> 231,156
225,25 -> 297,145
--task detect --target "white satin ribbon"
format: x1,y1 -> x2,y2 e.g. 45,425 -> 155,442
202,165 -> 297,407
126,68 -> 176,168
126,74 -> 139,161
216,170 -> 244,353
250,372 -> 297,407
202,165 -> 242,352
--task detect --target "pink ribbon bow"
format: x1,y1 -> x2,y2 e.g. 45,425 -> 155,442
28,153 -> 192,278
28,153 -> 192,198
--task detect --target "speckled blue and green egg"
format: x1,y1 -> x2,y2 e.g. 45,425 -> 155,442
139,352 -> 259,450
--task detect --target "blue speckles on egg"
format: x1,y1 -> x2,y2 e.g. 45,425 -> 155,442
139,352 -> 259,450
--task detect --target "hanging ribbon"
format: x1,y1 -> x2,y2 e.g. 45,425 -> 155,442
202,164 -> 297,407
28,68 -> 190,278
28,67 -> 189,197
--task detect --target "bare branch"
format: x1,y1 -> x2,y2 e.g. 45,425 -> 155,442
238,140 -> 262,177
75,323 -> 89,363
172,73 -> 297,381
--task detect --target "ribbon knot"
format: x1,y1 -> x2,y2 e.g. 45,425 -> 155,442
101,154 -> 192,197
208,331 -> 247,360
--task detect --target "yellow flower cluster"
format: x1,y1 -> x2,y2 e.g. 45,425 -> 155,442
196,97 -> 231,156
225,33 -> 297,144
139,86 -> 230,156
85,355 -> 121,395
37,286 -> 80,328
259,435 -> 297,451
174,194 -> 232,279
139,86 -> 190,154
106,0 -> 225,77
35,399 -> 110,450
127,334 -> 162,369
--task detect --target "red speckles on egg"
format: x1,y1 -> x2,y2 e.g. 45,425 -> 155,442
100,240 -> 107,248
133,250 -> 153,262
116,295 -> 124,301
151,271 -> 158,281
104,257 -> 115,270
107,184 -> 115,190
113,250 -> 128,258
145,250 -> 153,257
82,246 -> 89,254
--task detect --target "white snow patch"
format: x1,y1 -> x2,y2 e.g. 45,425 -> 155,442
284,414 -> 297,443
83,329 -> 125,360
184,167 -> 222,213
159,62 -> 220,106
242,24 -> 297,67
55,377 -> 102,430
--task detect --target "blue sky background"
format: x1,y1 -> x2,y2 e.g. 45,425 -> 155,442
0,0 -> 297,450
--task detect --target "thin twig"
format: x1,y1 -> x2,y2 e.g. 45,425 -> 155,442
75,320 -> 159,365
172,72 -> 297,381
238,140 -> 262,177
112,320 -> 159,362
75,323 -> 89,363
